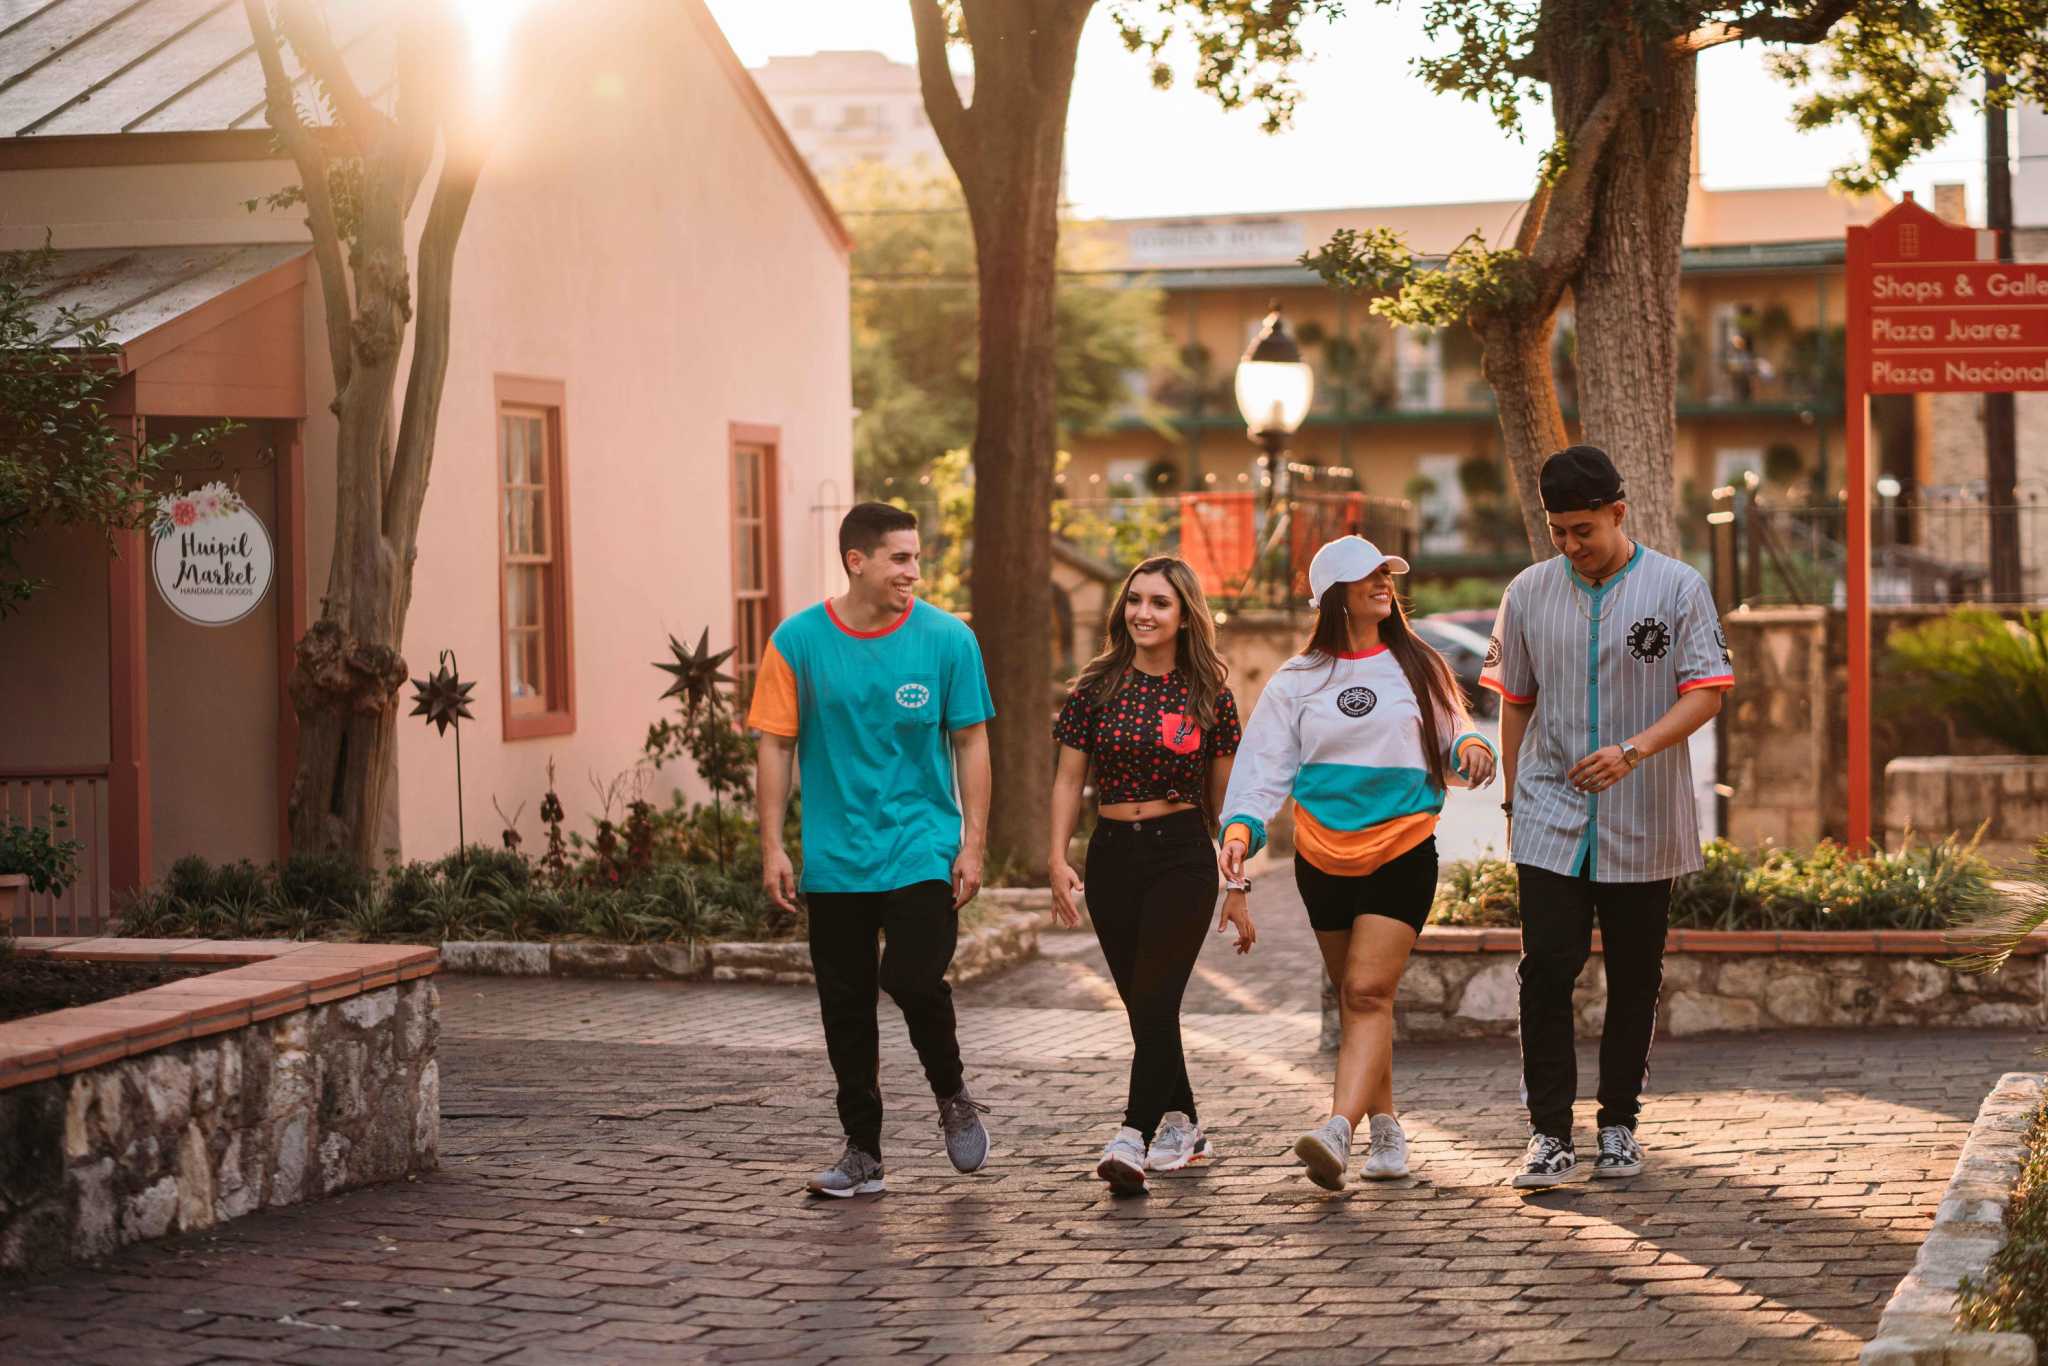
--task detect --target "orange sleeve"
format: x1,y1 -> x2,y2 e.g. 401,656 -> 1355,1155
746,642 -> 800,737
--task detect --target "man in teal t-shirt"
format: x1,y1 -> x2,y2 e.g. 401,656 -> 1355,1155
749,502 -> 994,1199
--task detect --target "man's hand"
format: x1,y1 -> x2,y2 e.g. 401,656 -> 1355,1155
1048,860 -> 1084,928
1568,744 -> 1632,794
1216,890 -> 1256,954
763,845 -> 798,913
952,844 -> 984,911
1220,838 -> 1249,882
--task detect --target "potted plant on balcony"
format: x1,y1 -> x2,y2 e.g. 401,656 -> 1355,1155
0,806 -> 83,930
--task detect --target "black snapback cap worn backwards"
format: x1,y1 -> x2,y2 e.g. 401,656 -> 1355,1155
1540,445 -> 1626,512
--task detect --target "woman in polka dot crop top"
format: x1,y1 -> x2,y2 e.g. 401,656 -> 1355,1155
1046,555 -> 1251,1194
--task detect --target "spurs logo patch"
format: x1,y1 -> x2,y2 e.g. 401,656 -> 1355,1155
894,682 -> 932,709
1336,686 -> 1377,718
1627,618 -> 1672,663
1485,634 -> 1503,669
1715,627 -> 1731,664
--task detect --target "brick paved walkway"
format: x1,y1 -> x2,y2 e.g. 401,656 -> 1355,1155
1,876 -> 2033,1364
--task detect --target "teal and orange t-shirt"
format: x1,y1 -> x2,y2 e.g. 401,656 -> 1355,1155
746,598 -> 995,894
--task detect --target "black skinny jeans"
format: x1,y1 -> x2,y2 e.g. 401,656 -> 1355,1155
1516,863 -> 1672,1140
806,880 -> 965,1160
1085,809 -> 1218,1141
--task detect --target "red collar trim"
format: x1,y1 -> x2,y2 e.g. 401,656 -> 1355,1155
827,598 -> 914,639
1336,644 -> 1388,660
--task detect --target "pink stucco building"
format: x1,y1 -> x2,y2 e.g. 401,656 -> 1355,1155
0,0 -> 854,928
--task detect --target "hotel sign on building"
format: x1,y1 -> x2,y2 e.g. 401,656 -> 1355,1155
1127,218 -> 1306,266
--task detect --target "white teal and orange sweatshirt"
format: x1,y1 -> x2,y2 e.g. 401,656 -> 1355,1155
1219,646 -> 1497,877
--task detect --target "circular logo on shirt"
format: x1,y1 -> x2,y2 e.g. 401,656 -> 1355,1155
1627,617 -> 1672,663
1336,686 -> 1377,718
1485,634 -> 1503,669
1715,627 -> 1732,664
894,682 -> 932,710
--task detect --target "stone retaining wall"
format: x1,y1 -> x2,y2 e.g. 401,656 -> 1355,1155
0,941 -> 440,1275
1862,1071 -> 2045,1365
438,909 -> 1042,987
1318,929 -> 2048,1048
1888,755 -> 2048,867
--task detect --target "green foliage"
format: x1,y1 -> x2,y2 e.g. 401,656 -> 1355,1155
0,807 -> 83,897
0,245 -> 235,615
1302,227 -> 1533,332
1957,1092 -> 2048,1339
1434,834 -> 1999,931
1407,576 -> 1511,618
837,163 -> 1167,494
1886,610 -> 2048,755
1944,837 -> 2048,977
277,850 -> 374,914
1103,0 -> 1349,133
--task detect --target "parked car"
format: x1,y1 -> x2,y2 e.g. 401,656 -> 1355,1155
1412,614 -> 1498,719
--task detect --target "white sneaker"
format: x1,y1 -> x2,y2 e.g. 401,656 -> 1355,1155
1292,1114 -> 1352,1191
1095,1126 -> 1148,1194
1146,1111 -> 1212,1172
1359,1113 -> 1410,1180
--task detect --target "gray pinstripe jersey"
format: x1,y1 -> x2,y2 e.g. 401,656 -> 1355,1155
1478,545 -> 1734,882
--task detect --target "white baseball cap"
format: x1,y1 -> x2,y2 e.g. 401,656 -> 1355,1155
1308,535 -> 1411,609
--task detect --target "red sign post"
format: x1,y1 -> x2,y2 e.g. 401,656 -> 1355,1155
1842,194 -> 2040,847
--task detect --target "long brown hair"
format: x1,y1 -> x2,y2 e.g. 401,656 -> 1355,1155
1071,556 -> 1228,731
1289,575 -> 1469,791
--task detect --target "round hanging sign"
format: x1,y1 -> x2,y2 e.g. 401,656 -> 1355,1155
150,481 -> 274,627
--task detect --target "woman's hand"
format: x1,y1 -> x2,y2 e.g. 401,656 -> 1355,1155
1216,889 -> 1256,955
1461,745 -> 1497,789
1219,837 -> 1248,882
1048,860 -> 1084,929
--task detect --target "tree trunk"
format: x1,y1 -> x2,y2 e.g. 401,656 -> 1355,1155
928,0 -> 1086,881
1475,313 -> 1569,556
1569,41 -> 1696,557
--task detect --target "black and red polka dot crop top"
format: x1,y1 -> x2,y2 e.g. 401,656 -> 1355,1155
1052,669 -> 1242,806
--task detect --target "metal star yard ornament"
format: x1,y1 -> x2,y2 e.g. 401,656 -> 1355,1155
656,628 -> 735,716
409,658 -> 477,735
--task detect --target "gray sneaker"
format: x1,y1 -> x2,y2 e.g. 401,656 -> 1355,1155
1293,1114 -> 1352,1191
1096,1126 -> 1149,1194
1146,1111 -> 1212,1172
806,1143 -> 884,1198
1359,1113 -> 1410,1180
937,1085 -> 991,1173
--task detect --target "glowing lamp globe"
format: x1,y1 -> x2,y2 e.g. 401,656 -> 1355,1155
1235,304 -> 1314,444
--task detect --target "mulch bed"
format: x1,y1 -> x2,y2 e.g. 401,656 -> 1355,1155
0,956 -> 216,1025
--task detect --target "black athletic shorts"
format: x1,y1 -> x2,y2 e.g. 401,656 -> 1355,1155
1294,836 -> 1438,935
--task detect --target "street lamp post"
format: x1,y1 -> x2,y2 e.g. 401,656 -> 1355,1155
1234,302 -> 1314,603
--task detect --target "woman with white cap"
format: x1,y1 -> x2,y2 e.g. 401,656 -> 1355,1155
1217,535 -> 1497,1190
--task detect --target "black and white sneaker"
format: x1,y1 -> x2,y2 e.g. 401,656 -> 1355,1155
1593,1125 -> 1645,1178
1510,1133 -> 1579,1188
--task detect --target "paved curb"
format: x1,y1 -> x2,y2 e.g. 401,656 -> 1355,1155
1861,1070 -> 2046,1365
438,910 -> 1041,988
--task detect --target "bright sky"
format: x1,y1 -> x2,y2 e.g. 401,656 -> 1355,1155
704,0 -> 1992,224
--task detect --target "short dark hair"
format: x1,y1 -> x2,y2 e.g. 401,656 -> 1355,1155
839,502 -> 918,569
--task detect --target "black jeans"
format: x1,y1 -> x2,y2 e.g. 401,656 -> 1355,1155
1516,864 -> 1672,1140
806,880 -> 964,1160
1086,808 -> 1218,1140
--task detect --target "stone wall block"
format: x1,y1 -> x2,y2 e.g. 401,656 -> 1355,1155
266,1112 -> 310,1207
175,1122 -> 215,1232
213,1133 -> 256,1223
67,1158 -> 115,1259
338,986 -> 397,1031
1399,958 -> 1448,1009
318,1131 -> 352,1195
124,1176 -> 176,1240
1456,961 -> 1520,1022
414,1059 -> 441,1167
1665,991 -> 1761,1036
317,1041 -> 368,1127
1767,972 -> 1827,1026
142,1052 -> 193,1132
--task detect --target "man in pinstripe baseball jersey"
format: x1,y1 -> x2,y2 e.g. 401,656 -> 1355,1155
1479,446 -> 1734,1189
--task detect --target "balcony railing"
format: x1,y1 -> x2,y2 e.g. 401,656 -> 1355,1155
1,766 -> 113,935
